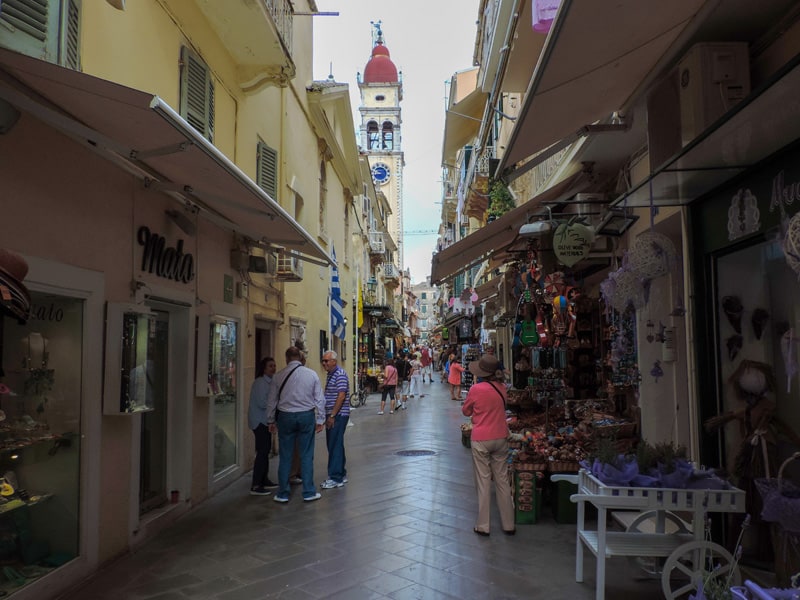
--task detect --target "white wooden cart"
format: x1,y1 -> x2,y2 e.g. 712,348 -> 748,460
552,469 -> 747,600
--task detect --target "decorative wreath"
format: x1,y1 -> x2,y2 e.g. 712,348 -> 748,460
628,230 -> 678,280
783,211 -> 800,278
602,267 -> 646,313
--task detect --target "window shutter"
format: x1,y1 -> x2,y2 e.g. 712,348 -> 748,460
0,0 -> 57,61
62,0 -> 80,70
180,46 -> 214,142
256,141 -> 278,200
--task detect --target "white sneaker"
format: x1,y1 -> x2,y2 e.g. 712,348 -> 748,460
303,492 -> 322,502
389,410 -> 394,414
321,479 -> 344,489
377,410 -> 384,415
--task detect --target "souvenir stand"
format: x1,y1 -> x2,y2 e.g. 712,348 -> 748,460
491,239 -> 640,524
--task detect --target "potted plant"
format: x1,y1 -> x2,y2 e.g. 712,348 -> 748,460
487,180 -> 515,220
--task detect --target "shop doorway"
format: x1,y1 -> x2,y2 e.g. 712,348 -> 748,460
139,309 -> 169,514
254,324 -> 274,368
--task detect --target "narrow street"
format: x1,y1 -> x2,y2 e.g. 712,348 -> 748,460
58,378 -> 663,600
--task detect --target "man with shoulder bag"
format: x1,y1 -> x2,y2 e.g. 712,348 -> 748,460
267,346 -> 326,502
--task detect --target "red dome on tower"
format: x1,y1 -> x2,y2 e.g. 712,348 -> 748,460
363,42 -> 398,84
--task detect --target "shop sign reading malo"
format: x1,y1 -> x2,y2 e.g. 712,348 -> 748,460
137,226 -> 195,283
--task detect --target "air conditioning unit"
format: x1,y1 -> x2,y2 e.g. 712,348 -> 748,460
647,42 -> 750,170
247,253 -> 277,275
276,252 -> 303,282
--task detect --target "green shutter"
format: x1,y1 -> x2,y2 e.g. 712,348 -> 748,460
180,46 -> 214,142
0,0 -> 55,61
256,141 -> 278,200
62,0 -> 80,70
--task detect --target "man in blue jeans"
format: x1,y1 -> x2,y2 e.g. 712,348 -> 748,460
267,346 -> 326,502
321,351 -> 350,488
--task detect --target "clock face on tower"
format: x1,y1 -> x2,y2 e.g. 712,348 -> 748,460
371,162 -> 391,185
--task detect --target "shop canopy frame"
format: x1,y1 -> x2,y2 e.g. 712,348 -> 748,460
612,55 -> 800,208
0,48 -> 332,266
495,0 -> 707,182
430,170 -> 588,285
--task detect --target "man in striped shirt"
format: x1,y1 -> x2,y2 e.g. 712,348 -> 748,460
321,351 -> 350,489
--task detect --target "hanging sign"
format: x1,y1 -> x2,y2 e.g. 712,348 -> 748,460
553,222 -> 594,267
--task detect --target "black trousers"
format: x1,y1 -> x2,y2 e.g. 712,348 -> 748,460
252,423 -> 271,488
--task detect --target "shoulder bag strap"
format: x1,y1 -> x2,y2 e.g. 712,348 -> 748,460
487,382 -> 506,409
278,365 -> 302,399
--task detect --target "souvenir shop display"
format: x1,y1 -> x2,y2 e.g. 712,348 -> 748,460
459,237 -> 641,526
460,344 -> 480,392
500,241 -> 638,478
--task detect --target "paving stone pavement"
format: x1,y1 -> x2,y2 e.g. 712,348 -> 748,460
56,376 -> 667,600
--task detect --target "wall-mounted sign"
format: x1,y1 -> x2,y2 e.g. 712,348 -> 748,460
553,222 -> 594,267
137,226 -> 195,283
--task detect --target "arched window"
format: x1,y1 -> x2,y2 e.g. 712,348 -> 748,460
382,121 -> 394,150
367,121 -> 380,150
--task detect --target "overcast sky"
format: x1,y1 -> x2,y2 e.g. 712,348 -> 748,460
312,0 -> 481,284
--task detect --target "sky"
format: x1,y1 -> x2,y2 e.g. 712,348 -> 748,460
312,0 -> 481,284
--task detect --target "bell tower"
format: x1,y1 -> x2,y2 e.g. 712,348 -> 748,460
358,22 -> 404,269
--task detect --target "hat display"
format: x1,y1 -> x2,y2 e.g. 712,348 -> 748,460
469,354 -> 501,378
0,248 -> 31,324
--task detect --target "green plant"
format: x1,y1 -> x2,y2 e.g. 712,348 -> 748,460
594,436 -> 620,466
652,441 -> 688,473
487,180 -> 515,218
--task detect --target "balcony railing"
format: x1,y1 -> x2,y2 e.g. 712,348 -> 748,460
383,263 -> 400,280
475,146 -> 496,176
265,0 -> 293,54
368,232 -> 385,254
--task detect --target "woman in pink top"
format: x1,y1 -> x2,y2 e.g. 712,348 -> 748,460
379,358 -> 399,414
447,354 -> 464,400
461,354 -> 515,536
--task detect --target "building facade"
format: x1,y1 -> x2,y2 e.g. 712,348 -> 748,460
0,1 -> 382,597
434,0 -> 800,582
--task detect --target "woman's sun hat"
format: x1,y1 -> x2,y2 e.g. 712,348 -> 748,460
469,355 -> 501,378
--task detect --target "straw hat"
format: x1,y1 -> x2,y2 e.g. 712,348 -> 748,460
0,249 -> 31,324
468,354 -> 501,378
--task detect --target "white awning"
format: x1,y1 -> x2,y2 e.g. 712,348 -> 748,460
0,48 -> 331,265
442,87 -> 487,167
497,0 -> 707,177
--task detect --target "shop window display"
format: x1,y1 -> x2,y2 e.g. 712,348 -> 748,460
0,291 -> 81,594
209,319 -> 238,475
709,237 -> 800,573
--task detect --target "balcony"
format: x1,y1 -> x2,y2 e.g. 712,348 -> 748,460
383,263 -> 401,288
193,0 -> 296,91
368,231 -> 385,254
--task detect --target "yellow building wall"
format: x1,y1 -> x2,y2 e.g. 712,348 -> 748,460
73,0 -> 348,561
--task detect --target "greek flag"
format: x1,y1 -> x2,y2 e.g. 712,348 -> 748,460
330,246 -> 346,340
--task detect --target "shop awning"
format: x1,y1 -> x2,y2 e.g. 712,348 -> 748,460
430,170 -> 588,284
496,0 -> 706,178
0,48 -> 332,265
442,86 -> 487,167
474,277 -> 501,302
